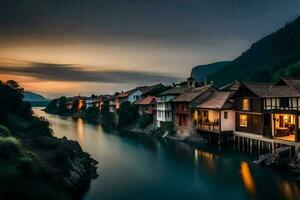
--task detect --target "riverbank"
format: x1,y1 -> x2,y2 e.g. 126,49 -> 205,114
38,108 -> 300,200
0,81 -> 98,200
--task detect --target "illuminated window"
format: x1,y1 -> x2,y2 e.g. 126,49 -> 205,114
240,114 -> 248,127
242,98 -> 250,110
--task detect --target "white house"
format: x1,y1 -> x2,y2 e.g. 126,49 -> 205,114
156,86 -> 187,127
195,91 -> 235,133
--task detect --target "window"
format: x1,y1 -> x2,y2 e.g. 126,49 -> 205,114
203,111 -> 208,118
240,114 -> 247,127
224,112 -> 228,119
242,98 -> 250,110
279,98 -> 289,108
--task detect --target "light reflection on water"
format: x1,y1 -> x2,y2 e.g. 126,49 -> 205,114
33,108 -> 300,200
240,161 -> 256,198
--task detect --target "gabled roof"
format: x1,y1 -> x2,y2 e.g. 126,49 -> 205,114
117,87 -> 146,98
197,91 -> 232,109
158,86 -> 188,96
242,82 -> 273,97
281,78 -> 300,90
265,78 -> 300,97
219,80 -> 240,91
173,85 -> 213,102
140,83 -> 165,95
135,96 -> 158,105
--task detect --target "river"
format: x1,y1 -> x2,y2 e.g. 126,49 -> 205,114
33,108 -> 300,200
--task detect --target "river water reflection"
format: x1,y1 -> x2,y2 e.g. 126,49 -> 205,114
34,108 -> 300,200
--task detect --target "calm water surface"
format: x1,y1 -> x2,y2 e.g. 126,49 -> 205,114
34,108 -> 300,200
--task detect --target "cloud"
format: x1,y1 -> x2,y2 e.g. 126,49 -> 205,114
0,61 -> 181,84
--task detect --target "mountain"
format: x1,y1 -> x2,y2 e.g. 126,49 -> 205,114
190,61 -> 231,84
208,16 -> 300,86
24,91 -> 50,107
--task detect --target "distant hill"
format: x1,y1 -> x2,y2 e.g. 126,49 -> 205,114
208,16 -> 300,86
24,91 -> 50,107
190,61 -> 231,84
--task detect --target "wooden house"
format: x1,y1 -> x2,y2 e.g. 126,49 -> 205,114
195,91 -> 234,133
135,96 -> 158,116
156,86 -> 187,128
263,78 -> 300,142
172,84 -> 215,137
233,82 -> 272,136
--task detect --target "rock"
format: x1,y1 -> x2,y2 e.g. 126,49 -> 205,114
254,153 -> 272,165
183,134 -> 207,145
275,146 -> 290,158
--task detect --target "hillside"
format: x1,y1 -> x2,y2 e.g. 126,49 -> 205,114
24,91 -> 50,107
190,61 -> 230,84
208,16 -> 300,86
0,80 -> 97,199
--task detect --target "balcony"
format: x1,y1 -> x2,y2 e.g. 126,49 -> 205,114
196,121 -> 220,133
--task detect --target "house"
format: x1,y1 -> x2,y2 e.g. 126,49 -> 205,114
109,96 -> 116,113
195,90 -> 234,134
172,84 -> 215,137
262,78 -> 300,142
135,96 -> 158,116
66,98 -> 74,110
115,87 -> 146,109
85,97 -> 99,109
73,96 -> 86,111
156,86 -> 187,128
233,82 -> 272,137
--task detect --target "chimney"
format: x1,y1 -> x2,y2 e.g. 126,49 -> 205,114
187,77 -> 196,88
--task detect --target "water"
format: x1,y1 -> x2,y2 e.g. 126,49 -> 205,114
33,108 -> 300,200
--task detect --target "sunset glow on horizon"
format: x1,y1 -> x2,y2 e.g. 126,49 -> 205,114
0,0 -> 299,98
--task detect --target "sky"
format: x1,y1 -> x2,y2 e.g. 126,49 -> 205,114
0,0 -> 299,98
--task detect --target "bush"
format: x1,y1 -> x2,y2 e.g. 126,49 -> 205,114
118,101 -> 138,128
0,125 -> 11,137
17,157 -> 39,177
138,114 -> 153,128
0,137 -> 22,159
161,122 -> 176,135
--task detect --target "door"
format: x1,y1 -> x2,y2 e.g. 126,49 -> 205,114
263,113 -> 272,138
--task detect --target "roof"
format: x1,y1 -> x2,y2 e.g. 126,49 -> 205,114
282,78 -> 300,90
219,80 -> 240,91
140,83 -> 164,95
197,91 -> 232,109
158,86 -> 188,96
135,96 -> 158,105
265,78 -> 300,97
117,87 -> 146,98
173,85 -> 212,102
243,82 -> 273,97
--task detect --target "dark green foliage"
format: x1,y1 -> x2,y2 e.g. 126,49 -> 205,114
17,157 -> 39,177
100,100 -> 116,128
57,96 -> 68,114
118,101 -> 138,129
191,61 -> 231,84
209,16 -> 300,85
138,114 -> 153,128
0,137 -> 22,160
44,99 -> 59,114
161,122 -> 176,135
26,116 -> 53,137
0,125 -> 11,137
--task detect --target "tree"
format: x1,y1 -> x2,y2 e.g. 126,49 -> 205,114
118,101 -> 138,129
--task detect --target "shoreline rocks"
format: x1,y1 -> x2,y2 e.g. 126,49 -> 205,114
254,146 -> 300,176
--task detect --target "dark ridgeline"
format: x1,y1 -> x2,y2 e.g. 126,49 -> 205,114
206,16 -> 300,86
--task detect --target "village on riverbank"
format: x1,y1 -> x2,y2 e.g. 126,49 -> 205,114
45,76 -> 300,174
